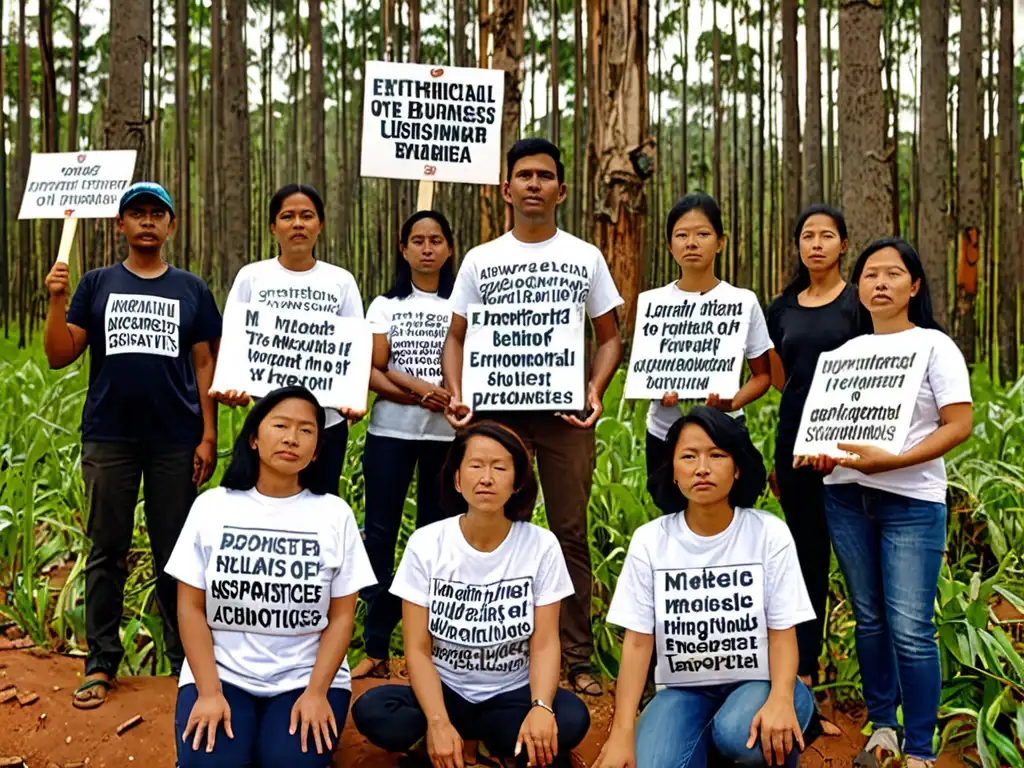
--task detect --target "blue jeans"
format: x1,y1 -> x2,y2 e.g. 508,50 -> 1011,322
635,680 -> 814,767
174,682 -> 352,766
823,483 -> 945,761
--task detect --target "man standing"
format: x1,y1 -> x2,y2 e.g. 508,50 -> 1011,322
442,138 -> 623,695
44,182 -> 222,709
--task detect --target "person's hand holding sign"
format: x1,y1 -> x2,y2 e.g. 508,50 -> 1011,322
445,398 -> 473,429
704,392 -> 734,412
210,389 -> 252,408
338,407 -> 366,424
45,261 -> 71,300
560,384 -> 603,429
834,443 -> 901,474
660,391 -> 679,408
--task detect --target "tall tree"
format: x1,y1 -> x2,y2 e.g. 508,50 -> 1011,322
997,0 -> 1020,381
223,0 -> 251,281
0,0 -> 7,332
918,0 -> 949,326
804,0 -> 824,204
210,0 -> 223,284
825,0 -> 836,202
741,7 -> 754,289
572,0 -> 584,233
550,0 -> 559,143
956,0 -> 983,360
837,0 -> 893,261
680,0 -> 688,195
488,0 -> 526,236
781,0 -> 799,248
17,0 -> 29,345
309,0 -> 327,194
712,0 -> 721,202
176,0 -> 190,272
68,0 -> 81,150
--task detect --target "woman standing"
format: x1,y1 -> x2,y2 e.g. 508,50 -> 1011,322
166,386 -> 376,766
814,239 -> 972,768
213,184 -> 364,495
352,211 -> 457,679
645,192 -> 773,479
765,205 -> 859,712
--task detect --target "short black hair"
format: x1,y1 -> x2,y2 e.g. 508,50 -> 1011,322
221,386 -> 335,495
385,210 -> 456,300
851,236 -> 943,333
439,421 -> 538,522
506,138 -> 565,184
647,406 -> 767,513
665,192 -> 725,241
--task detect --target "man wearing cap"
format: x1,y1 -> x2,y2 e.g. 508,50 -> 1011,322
44,182 -> 222,709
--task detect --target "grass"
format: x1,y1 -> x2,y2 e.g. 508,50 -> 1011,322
1,337 -> 1023,763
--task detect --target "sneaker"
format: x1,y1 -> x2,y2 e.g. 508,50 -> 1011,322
853,726 -> 902,767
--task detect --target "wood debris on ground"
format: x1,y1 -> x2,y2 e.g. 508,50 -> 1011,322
116,715 -> 144,736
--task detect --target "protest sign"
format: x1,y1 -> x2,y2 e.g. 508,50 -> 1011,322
624,288 -> 752,400
793,333 -> 931,459
360,60 -> 505,185
462,302 -> 585,412
18,150 -> 136,219
654,565 -> 768,686
212,304 -> 373,412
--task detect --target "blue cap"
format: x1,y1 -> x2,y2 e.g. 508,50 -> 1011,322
118,182 -> 175,217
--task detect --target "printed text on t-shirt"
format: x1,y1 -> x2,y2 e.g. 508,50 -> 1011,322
478,260 -> 590,306
104,293 -> 180,357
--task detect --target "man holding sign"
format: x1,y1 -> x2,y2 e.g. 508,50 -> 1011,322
43,182 -> 222,709
441,138 -> 624,696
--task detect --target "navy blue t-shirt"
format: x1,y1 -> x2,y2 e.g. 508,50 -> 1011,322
67,264 -> 223,445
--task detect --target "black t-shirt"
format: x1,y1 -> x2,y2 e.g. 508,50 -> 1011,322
67,263 -> 223,444
766,284 -> 861,461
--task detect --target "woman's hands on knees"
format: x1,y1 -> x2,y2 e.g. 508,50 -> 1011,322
516,706 -> 559,767
592,724 -> 636,768
747,693 -> 805,766
183,692 -> 234,753
289,689 -> 339,755
427,718 -> 464,768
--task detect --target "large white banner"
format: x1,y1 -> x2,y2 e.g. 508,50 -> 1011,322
360,61 -> 505,185
793,333 -> 931,459
212,304 -> 374,413
624,288 -> 752,400
462,302 -> 585,412
18,150 -> 137,219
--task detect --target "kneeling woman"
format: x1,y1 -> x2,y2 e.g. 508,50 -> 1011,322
166,386 -> 376,766
352,421 -> 591,767
596,407 -> 815,768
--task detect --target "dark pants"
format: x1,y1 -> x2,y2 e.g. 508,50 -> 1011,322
776,460 -> 832,681
352,683 -> 590,764
479,412 -> 596,667
319,423 -> 349,497
82,441 -> 196,677
360,433 -> 452,659
175,682 -> 352,766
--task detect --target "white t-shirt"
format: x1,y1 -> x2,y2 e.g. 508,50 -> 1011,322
607,507 -> 814,687
165,486 -> 376,696
450,230 -> 624,320
646,281 -> 774,441
825,327 -> 972,503
390,516 -> 575,703
365,287 -> 455,442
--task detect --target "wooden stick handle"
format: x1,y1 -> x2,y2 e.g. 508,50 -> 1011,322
416,181 -> 435,212
56,217 -> 79,265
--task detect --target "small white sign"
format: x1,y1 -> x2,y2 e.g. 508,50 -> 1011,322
624,288 -> 752,400
462,302 -> 585,412
793,333 -> 932,459
360,60 -> 505,185
212,304 -> 374,413
18,150 -> 137,219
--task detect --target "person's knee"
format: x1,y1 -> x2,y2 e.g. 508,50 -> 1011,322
554,689 -> 591,749
351,687 -> 419,752
711,701 -> 764,765
887,608 -> 939,660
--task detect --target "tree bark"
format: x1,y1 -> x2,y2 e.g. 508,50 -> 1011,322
781,0 -> 800,247
223,0 -> 251,281
308,0 -> 326,194
918,0 -> 949,326
176,0 -> 190,273
712,0 -> 721,203
757,3 -> 765,295
211,0 -> 224,285
804,0 -> 823,205
488,0 -> 526,236
68,0 -> 81,150
0,0 -> 8,331
573,0 -> 584,234
997,0 -> 1019,382
680,0 -> 688,195
550,0 -> 559,143
826,0 -> 836,202
742,10 -> 754,290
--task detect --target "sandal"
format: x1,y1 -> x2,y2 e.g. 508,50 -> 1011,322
351,656 -> 390,680
567,663 -> 603,697
853,726 -> 902,768
72,676 -> 114,710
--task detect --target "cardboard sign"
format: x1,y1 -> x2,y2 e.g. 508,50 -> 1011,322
624,288 -> 752,400
793,333 -> 932,459
212,304 -> 374,412
462,302 -> 585,412
360,61 -> 505,185
18,150 -> 137,219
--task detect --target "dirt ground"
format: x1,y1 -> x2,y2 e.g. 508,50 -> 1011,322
0,649 -> 968,768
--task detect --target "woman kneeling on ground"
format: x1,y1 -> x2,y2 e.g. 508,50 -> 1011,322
352,421 -> 591,767
596,406 -> 816,768
166,386 -> 376,766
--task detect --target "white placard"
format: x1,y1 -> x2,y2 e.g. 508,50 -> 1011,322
462,302 -> 585,412
212,304 -> 374,412
18,150 -> 137,219
792,333 -> 932,459
360,60 -> 505,185
624,288 -> 752,400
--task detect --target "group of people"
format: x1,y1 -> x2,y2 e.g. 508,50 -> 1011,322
41,136 -> 972,768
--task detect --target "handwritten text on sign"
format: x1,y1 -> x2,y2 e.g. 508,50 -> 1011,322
18,150 -> 137,219
360,61 -> 505,185
624,290 -> 751,400
654,565 -> 768,686
462,302 -> 585,412
212,305 -> 373,412
429,577 -> 533,673
387,303 -> 451,383
793,334 -> 931,459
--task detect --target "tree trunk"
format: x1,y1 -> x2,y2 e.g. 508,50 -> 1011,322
587,0 -> 649,334
804,0 -> 823,204
768,4 -> 778,291
781,0 -> 799,247
741,10 -> 753,290
68,0 -> 81,150
997,0 -> 1019,382
488,0 -> 526,235
573,0 -> 584,234
712,0 -> 721,203
151,0 -> 162,182
826,0 -> 836,203
211,0 -> 224,286
409,0 -> 421,62
837,0 -> 893,262
176,0 -> 190,273
918,0 -> 949,327
956,0 -> 983,361
223,0 -> 251,281
550,0 -> 559,143
983,0 -> 997,362
0,0 -> 7,332
308,0 -> 326,194
757,3 -> 765,295
728,0 -> 739,283
680,0 -> 688,195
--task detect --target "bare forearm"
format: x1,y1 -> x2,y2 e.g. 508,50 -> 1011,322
732,371 -> 771,411
891,422 -> 971,469
766,628 -> 799,702
306,614 -> 355,696
406,648 -> 452,724
611,631 -> 655,732
194,350 -> 218,440
587,336 -> 623,399
441,339 -> 464,400
179,603 -> 222,696
528,638 -> 560,706
44,298 -> 77,368
371,368 -> 420,405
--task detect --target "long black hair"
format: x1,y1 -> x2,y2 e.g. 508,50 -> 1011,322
647,406 -> 767,514
851,237 -> 943,332
221,386 -> 335,495
268,184 -> 326,255
385,210 -> 456,299
665,191 -> 725,242
781,204 -> 848,296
